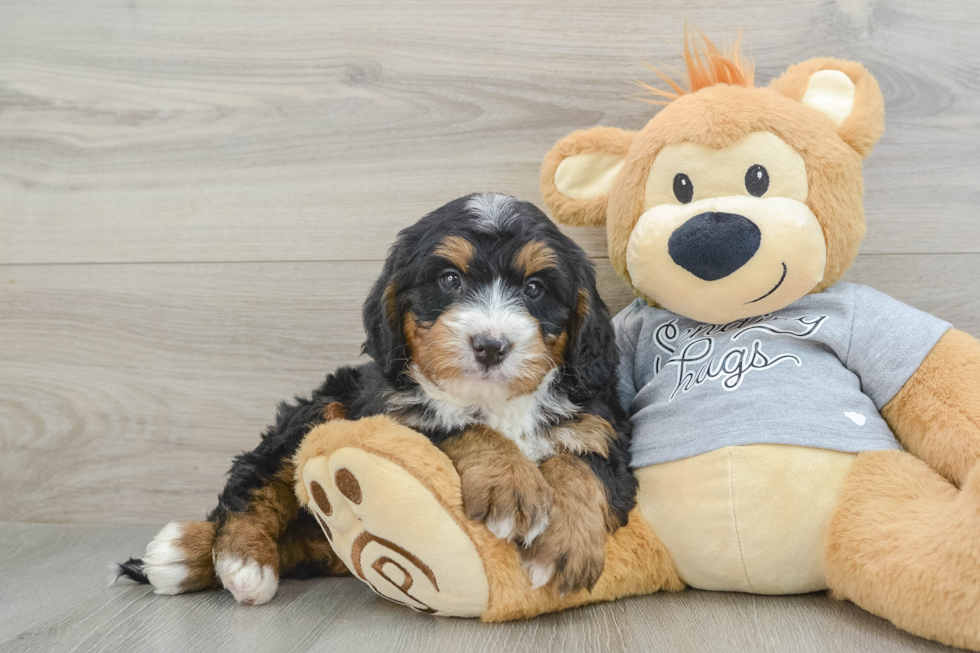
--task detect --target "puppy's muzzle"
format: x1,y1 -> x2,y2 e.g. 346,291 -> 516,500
471,333 -> 512,369
668,211 -> 762,281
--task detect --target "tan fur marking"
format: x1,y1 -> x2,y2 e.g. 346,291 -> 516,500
575,288 -> 590,321
503,310 -> 556,398
383,280 -> 398,324
521,454 -> 609,594
515,241 -> 558,276
172,521 -> 221,592
215,518 -> 280,573
440,425 -> 553,542
547,415 -> 616,458
543,331 -> 568,367
507,331 -> 554,398
402,309 -> 564,397
323,401 -> 346,421
404,301 -> 557,397
531,288 -> 588,394
404,297 -> 558,398
403,310 -> 468,385
213,464 -> 301,575
434,235 -> 475,273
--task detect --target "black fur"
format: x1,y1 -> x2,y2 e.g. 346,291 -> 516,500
117,558 -> 149,584
119,193 -> 636,583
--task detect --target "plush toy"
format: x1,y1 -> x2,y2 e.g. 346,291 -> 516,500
293,32 -> 980,648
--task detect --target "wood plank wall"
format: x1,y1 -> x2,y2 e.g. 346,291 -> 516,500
2,0 -> 978,524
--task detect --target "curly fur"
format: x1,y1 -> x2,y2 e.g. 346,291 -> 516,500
117,193 -> 636,598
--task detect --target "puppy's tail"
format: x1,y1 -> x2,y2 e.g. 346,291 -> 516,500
113,521 -> 219,594
116,557 -> 150,584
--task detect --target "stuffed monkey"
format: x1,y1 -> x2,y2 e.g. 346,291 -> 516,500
294,33 -> 980,650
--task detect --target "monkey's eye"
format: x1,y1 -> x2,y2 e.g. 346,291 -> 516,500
523,279 -> 545,300
745,164 -> 770,197
438,270 -> 462,293
673,173 -> 693,204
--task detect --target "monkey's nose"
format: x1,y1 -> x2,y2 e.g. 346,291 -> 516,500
668,211 -> 761,281
471,333 -> 512,369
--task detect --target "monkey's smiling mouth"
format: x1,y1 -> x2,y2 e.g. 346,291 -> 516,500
745,262 -> 788,304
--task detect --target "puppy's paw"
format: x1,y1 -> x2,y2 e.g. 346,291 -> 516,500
459,457 -> 553,546
520,505 -> 606,595
213,518 -> 280,605
522,558 -> 556,590
140,521 -> 218,595
215,555 -> 278,605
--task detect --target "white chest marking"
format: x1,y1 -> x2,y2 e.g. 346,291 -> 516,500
402,367 -> 577,462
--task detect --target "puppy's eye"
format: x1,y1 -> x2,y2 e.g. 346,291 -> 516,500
523,279 -> 545,300
438,270 -> 462,293
745,164 -> 769,197
673,173 -> 693,204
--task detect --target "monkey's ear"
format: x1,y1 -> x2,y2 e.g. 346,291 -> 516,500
540,127 -> 635,227
770,58 -> 885,159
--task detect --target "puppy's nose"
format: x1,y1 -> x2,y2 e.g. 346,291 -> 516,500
668,211 -> 761,281
471,333 -> 511,369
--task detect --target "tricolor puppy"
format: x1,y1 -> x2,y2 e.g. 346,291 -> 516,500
118,193 -> 635,603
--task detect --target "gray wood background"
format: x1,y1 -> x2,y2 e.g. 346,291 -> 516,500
0,1 -> 977,650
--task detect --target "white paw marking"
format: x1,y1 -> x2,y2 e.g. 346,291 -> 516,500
486,512 -> 550,545
216,556 -> 278,605
485,515 -> 515,541
523,560 -> 555,590
845,411 -> 867,426
523,513 -> 550,547
142,522 -> 189,595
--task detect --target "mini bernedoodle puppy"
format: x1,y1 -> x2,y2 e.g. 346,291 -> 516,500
118,193 -> 635,604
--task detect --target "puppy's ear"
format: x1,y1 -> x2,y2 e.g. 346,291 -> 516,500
769,58 -> 885,158
361,253 -> 407,379
540,127 -> 635,227
564,260 -> 617,397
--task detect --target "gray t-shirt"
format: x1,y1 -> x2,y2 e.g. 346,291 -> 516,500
614,283 -> 951,468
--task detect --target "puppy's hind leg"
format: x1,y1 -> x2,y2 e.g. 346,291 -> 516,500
212,463 -> 300,605
118,520 -> 220,594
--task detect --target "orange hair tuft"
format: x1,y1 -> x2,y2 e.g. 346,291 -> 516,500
633,27 -> 755,105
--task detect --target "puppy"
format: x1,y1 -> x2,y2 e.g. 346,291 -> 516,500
118,193 -> 635,604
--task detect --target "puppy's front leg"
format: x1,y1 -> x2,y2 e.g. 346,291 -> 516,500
440,425 -> 554,546
520,454 -> 609,594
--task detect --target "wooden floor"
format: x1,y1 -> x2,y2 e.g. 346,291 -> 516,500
0,522 -> 963,653
1,0 -> 978,650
